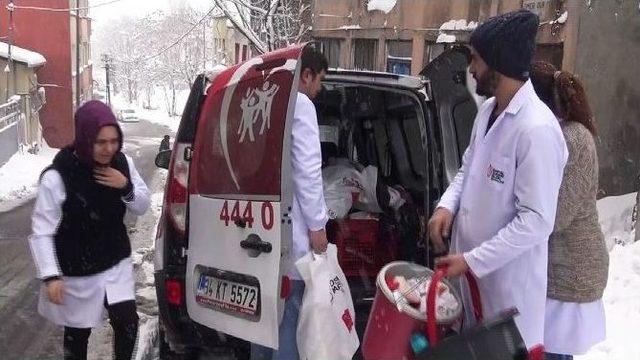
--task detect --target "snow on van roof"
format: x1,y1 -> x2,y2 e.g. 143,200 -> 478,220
0,41 -> 46,68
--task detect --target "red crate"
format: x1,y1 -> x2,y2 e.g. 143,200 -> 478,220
327,219 -> 397,277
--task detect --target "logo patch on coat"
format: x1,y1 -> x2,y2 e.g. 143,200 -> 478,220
486,164 -> 505,184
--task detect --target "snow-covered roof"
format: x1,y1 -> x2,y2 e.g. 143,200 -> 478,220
0,42 -> 46,68
439,19 -> 478,31
367,0 -> 397,14
339,25 -> 362,30
436,33 -> 456,44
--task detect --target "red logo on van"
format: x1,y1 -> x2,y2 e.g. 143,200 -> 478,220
191,45 -> 304,197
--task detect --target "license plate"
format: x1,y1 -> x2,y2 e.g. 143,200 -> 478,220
196,274 -> 259,317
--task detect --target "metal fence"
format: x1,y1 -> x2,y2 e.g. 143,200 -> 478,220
0,96 -> 21,134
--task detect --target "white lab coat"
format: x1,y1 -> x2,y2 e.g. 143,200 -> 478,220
28,154 -> 150,328
287,93 -> 329,280
438,80 -> 568,349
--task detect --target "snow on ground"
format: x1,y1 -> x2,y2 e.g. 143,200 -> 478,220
88,168 -> 167,360
110,87 -> 190,134
0,144 -> 57,212
577,193 -> 639,360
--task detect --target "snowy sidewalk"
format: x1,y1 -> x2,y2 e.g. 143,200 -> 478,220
578,193 -> 640,360
0,145 -> 57,213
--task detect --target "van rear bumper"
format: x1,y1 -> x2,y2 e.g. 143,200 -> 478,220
154,268 -> 250,356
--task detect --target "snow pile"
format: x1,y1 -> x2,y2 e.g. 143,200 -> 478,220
439,19 -> 478,31
436,33 -> 456,44
134,316 -> 159,360
550,10 -> 569,25
576,192 -> 639,359
367,0 -> 397,14
340,24 -> 362,30
0,144 -> 57,212
577,243 -> 640,359
596,193 -> 636,250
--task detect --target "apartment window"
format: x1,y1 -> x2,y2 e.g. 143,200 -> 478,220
353,39 -> 378,71
242,45 -> 248,61
318,38 -> 341,69
386,40 -> 412,75
235,43 -> 240,63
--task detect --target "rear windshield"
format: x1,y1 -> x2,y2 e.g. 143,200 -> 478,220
176,74 -> 208,143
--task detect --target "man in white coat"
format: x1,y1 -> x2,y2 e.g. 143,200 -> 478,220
428,10 -> 568,351
251,45 -> 329,360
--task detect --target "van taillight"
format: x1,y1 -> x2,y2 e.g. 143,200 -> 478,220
166,279 -> 183,306
167,143 -> 190,235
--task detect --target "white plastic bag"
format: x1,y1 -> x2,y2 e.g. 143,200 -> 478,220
295,244 -> 360,360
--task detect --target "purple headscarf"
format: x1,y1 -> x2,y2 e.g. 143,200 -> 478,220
73,100 -> 123,165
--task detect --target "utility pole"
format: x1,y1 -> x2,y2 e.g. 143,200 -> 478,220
5,1 -> 14,102
101,54 -> 112,107
75,0 -> 81,109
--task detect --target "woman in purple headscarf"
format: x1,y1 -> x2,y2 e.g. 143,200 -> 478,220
28,100 -> 150,360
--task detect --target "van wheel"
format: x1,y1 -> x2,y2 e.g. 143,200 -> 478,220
158,326 -> 199,360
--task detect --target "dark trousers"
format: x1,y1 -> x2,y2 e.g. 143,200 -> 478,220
63,299 -> 139,360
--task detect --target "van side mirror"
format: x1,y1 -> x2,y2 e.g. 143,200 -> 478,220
155,150 -> 171,169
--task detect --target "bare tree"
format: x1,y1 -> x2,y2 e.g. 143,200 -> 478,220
94,4 -> 218,115
212,0 -> 311,54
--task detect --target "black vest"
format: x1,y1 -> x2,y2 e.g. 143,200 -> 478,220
48,148 -> 132,276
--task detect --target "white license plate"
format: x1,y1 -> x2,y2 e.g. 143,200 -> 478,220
196,274 -> 259,317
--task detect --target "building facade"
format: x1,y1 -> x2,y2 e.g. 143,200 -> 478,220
312,0 -> 640,196
211,15 -> 253,66
0,42 -> 46,165
0,0 -> 93,148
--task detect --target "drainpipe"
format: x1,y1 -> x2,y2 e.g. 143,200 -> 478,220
75,0 -> 81,108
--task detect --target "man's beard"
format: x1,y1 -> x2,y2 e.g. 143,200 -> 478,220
475,69 -> 498,97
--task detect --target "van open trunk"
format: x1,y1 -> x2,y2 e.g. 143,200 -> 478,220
314,81 -> 432,344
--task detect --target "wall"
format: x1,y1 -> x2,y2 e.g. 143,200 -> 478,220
572,0 -> 640,196
0,60 -> 36,97
0,0 -> 73,148
313,0 -> 561,74
0,121 -> 18,166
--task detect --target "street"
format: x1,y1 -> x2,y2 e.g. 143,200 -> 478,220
0,119 -> 174,360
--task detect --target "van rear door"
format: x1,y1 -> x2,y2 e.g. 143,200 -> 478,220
420,46 -> 477,183
186,45 -> 304,349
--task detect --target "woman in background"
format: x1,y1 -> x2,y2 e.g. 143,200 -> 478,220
530,61 -> 609,360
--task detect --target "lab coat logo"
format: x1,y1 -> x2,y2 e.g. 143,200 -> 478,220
487,164 -> 505,184
237,81 -> 280,143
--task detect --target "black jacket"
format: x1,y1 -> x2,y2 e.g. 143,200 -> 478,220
47,148 -> 133,276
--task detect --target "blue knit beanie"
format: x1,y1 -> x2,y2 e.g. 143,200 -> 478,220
470,10 -> 539,81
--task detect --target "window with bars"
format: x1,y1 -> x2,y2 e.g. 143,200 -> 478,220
318,38 -> 341,69
353,39 -> 378,71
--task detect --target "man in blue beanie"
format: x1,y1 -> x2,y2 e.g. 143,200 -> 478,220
428,9 -> 568,353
